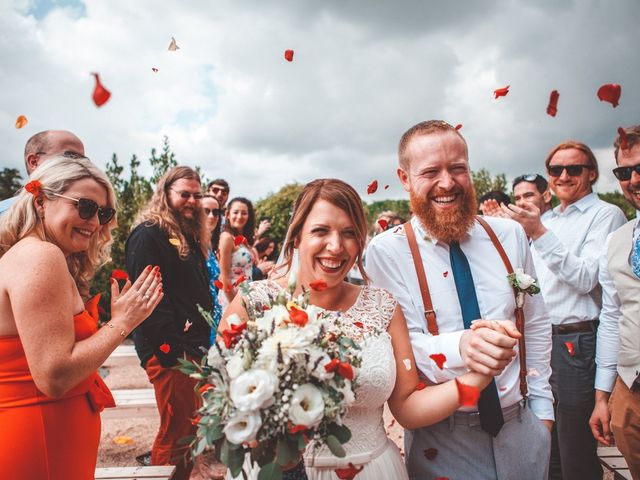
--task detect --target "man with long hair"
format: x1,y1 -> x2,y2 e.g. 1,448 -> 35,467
125,166 -> 212,480
367,120 -> 554,479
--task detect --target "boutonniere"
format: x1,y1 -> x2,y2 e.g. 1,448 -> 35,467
507,268 -> 540,308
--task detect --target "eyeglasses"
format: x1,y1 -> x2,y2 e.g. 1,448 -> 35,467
612,164 -> 640,181
170,189 -> 203,200
547,164 -> 594,177
52,193 -> 116,225
204,207 -> 224,217
36,151 -> 86,160
209,186 -> 229,194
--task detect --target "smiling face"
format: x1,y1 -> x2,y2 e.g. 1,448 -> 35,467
617,144 -> 640,210
398,130 -> 477,242
40,177 -> 108,256
202,196 -> 221,233
227,200 -> 249,231
547,148 -> 596,208
167,178 -> 202,220
296,200 -> 359,289
513,181 -> 550,212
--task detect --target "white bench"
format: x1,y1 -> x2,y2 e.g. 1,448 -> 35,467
103,388 -> 157,419
95,465 -> 175,479
598,446 -> 633,480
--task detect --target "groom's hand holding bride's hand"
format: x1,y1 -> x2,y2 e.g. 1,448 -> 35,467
459,320 -> 520,377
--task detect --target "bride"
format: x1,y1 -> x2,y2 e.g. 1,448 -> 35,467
218,178 -> 515,479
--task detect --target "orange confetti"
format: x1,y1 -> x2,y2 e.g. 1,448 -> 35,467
15,115 -> 28,129
113,436 -> 134,445
169,238 -> 181,246
168,37 -> 180,51
494,85 -> 510,99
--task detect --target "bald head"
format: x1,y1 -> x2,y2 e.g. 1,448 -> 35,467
24,130 -> 85,174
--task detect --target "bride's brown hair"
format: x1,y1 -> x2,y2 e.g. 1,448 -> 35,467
279,178 -> 369,282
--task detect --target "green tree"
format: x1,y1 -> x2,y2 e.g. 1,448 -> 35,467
472,168 -> 508,199
254,183 -> 304,246
149,135 -> 178,185
0,168 -> 23,200
598,191 -> 637,220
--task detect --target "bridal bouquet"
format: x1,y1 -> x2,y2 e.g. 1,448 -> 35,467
179,275 -> 362,479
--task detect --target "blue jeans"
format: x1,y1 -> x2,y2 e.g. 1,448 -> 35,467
549,330 -> 602,480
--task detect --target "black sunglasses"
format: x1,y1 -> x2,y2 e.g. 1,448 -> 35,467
53,193 -> 116,225
612,164 -> 640,181
204,207 -> 224,217
547,164 -> 593,177
170,189 -> 203,200
36,150 -> 86,160
209,186 -> 229,194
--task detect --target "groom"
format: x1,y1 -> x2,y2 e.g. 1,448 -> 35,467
367,120 -> 554,479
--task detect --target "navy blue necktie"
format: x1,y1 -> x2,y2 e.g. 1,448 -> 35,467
450,241 -> 505,437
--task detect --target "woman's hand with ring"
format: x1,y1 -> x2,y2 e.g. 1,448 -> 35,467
111,265 -> 163,330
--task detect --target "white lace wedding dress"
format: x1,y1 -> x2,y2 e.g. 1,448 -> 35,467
230,280 -> 408,480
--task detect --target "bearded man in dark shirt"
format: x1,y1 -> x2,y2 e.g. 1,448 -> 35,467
126,166 -> 212,480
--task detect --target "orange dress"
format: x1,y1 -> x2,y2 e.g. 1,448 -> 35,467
0,299 -> 115,480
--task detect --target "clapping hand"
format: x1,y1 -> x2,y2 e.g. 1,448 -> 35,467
479,199 -> 510,218
499,202 -> 547,240
110,265 -> 163,331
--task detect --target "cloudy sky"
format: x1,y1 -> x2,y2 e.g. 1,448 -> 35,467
1,0 -> 639,200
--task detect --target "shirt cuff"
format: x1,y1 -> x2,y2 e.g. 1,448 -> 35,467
528,397 -> 555,422
595,368 -> 617,393
532,229 -> 560,256
438,330 -> 466,369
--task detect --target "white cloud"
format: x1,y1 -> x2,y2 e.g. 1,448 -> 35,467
1,0 -> 638,200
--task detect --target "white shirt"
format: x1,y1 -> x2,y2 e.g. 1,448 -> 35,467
531,193 -> 627,325
595,212 -> 640,392
366,215 -> 554,421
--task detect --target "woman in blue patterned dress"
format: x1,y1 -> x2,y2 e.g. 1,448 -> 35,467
202,195 -> 223,340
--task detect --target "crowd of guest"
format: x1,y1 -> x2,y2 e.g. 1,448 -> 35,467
0,122 -> 638,480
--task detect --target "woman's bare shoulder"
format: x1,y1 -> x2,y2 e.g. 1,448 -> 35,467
2,238 -> 67,283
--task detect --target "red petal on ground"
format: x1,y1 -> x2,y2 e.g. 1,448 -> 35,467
546,90 -> 559,117
284,49 -> 294,62
91,73 -> 111,107
429,353 -> 447,370
367,180 -> 378,195
597,83 -> 621,108
455,378 -> 480,406
493,85 -> 510,99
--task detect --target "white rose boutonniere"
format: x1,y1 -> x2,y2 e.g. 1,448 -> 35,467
507,268 -> 541,307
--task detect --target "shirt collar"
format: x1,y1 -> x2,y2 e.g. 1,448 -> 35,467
552,191 -> 598,215
411,215 -> 474,246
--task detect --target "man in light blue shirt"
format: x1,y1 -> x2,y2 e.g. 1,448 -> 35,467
0,130 -> 85,215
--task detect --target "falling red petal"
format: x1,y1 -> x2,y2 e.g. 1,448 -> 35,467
234,235 -> 247,246
455,378 -> 480,406
151,67 -> 159,73
597,83 -> 622,108
493,85 -> 510,99
213,279 -> 224,290
565,341 -> 575,357
15,115 -> 28,129
454,124 -> 462,131
91,73 -> 111,107
353,321 -> 364,329
367,180 -> 378,195
618,127 -> 629,150
288,423 -> 307,434
377,219 -> 389,230
429,353 -> 447,370
309,279 -> 328,291
111,269 -> 129,280
288,306 -> 309,327
284,49 -> 294,62
159,343 -> 171,354
415,382 -> 426,391
443,271 -> 449,278
334,463 -> 364,480
424,448 -> 438,460
384,184 -> 390,190
546,90 -> 560,117
235,274 -> 247,286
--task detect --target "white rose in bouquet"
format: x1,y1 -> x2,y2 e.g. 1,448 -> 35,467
258,326 -> 317,366
207,345 -> 225,371
226,353 -> 245,379
223,410 -> 262,445
230,369 -> 279,411
288,384 -> 325,427
514,268 -> 535,289
256,304 -> 289,331
307,347 -> 334,381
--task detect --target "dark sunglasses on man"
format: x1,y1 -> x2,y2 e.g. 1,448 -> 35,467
36,150 -> 86,160
170,189 -> 204,200
547,164 -> 594,177
612,164 -> 640,181
203,207 -> 224,217
209,186 -> 229,194
52,193 -> 116,225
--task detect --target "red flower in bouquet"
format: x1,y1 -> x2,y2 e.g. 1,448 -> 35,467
288,304 -> 309,327
221,321 -> 247,349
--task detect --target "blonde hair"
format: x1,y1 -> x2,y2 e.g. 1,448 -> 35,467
134,166 -> 209,258
0,156 -> 117,299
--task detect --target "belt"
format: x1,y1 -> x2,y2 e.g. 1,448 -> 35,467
443,400 -> 524,429
552,319 -> 598,335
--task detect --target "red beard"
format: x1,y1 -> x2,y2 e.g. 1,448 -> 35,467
410,186 -> 478,244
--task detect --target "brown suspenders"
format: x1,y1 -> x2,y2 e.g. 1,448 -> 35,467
404,216 -> 529,398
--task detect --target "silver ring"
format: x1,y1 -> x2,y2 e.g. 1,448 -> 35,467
143,294 -> 150,300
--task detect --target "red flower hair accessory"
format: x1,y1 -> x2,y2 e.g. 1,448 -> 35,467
25,180 -> 43,197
